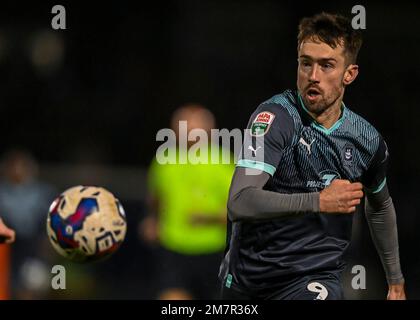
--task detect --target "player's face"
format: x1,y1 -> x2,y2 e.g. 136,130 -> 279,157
297,38 -> 358,114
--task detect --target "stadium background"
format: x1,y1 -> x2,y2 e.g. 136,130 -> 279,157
0,1 -> 419,299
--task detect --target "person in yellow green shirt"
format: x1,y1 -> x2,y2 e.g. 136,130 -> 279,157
140,104 -> 234,299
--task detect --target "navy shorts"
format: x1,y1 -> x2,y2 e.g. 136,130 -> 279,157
220,272 -> 343,300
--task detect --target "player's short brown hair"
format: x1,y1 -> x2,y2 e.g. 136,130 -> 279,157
297,12 -> 363,64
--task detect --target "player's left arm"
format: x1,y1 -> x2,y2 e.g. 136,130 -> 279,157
362,137 -> 406,300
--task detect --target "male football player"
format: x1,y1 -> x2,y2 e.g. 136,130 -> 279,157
219,12 -> 405,300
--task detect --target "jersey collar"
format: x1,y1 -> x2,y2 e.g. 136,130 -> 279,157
297,91 -> 348,135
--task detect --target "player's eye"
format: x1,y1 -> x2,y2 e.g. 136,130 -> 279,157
299,61 -> 312,69
322,63 -> 334,69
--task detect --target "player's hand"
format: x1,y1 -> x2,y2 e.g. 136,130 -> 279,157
387,283 -> 406,300
0,218 -> 15,244
319,179 -> 364,214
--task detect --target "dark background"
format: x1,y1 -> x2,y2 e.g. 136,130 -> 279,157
0,1 -> 418,299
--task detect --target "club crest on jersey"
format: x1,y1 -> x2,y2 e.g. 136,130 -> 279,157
251,111 -> 275,137
343,144 -> 355,165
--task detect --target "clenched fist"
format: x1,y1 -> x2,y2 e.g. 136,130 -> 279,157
320,179 -> 364,213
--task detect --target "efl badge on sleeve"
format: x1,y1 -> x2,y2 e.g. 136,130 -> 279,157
251,112 -> 275,137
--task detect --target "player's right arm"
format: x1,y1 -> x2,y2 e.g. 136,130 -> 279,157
0,218 -> 15,244
228,169 -> 363,221
228,103 -> 363,221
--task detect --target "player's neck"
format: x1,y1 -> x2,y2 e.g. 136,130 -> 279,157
311,100 -> 343,129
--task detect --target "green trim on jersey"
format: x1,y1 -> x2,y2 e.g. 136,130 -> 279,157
370,177 -> 387,194
237,159 -> 276,176
298,92 -> 348,135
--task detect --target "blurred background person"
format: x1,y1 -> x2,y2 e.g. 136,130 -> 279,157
0,148 -> 56,299
139,104 -> 235,300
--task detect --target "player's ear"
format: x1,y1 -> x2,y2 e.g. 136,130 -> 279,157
343,64 -> 359,85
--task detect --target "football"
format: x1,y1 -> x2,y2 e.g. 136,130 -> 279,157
46,185 -> 127,262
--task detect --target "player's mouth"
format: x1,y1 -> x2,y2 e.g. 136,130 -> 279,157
306,88 -> 321,102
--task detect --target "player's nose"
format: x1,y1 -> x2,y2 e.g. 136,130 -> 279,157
308,65 -> 320,82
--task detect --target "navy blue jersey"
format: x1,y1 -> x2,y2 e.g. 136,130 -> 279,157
220,89 -> 388,295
